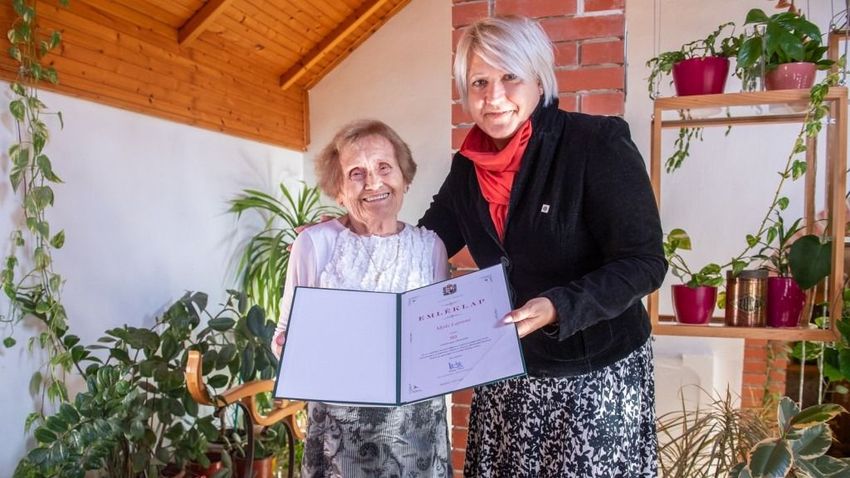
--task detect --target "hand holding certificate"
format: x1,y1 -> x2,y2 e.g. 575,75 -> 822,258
273,264 -> 526,405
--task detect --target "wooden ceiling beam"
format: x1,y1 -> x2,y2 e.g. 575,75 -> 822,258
279,0 -> 391,90
178,0 -> 237,47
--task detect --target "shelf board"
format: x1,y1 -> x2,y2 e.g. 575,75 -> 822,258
654,88 -> 847,110
653,317 -> 837,341
661,113 -> 807,129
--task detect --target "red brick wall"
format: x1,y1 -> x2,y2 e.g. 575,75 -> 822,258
449,0 -> 626,473
741,339 -> 788,409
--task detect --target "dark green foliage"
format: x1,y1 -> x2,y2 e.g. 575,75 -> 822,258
14,291 -> 281,477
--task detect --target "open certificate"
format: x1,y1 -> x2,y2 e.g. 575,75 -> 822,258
273,264 -> 526,405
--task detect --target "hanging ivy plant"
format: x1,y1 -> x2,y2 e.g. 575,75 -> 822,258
1,0 -> 76,405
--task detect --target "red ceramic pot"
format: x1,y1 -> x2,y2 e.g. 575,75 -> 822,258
235,456 -> 276,478
671,56 -> 730,96
672,284 -> 717,325
764,62 -> 817,90
766,276 -> 806,327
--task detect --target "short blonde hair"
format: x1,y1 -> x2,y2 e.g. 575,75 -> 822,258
315,119 -> 416,199
454,15 -> 557,109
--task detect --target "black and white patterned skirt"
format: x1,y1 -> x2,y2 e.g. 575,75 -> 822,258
464,339 -> 657,478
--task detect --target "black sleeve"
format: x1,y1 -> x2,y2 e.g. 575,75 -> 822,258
418,156 -> 467,258
539,117 -> 667,341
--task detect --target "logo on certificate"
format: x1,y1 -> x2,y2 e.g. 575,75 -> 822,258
442,283 -> 457,296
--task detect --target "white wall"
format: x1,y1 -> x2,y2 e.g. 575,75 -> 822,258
306,0 -> 452,223
625,0 -> 843,411
0,84 -> 303,469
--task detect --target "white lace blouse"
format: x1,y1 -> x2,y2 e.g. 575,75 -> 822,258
272,219 -> 450,344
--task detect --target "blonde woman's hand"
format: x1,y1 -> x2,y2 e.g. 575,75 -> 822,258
287,214 -> 336,251
503,297 -> 557,338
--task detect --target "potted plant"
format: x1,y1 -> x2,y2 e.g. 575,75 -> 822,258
754,212 -> 807,327
222,423 -> 286,478
728,397 -> 850,477
646,22 -> 738,98
736,8 -> 834,90
658,390 -> 850,476
229,183 -> 340,323
664,229 -> 725,325
13,291 -> 278,478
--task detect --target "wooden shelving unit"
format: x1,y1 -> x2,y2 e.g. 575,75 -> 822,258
649,88 -> 848,341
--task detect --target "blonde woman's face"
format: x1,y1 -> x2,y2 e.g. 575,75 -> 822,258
466,54 -> 541,149
336,135 -> 406,231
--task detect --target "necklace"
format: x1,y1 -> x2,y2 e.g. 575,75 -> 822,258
357,228 -> 404,283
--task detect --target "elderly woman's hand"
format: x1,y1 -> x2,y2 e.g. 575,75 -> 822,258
503,297 -> 557,338
273,333 -> 285,359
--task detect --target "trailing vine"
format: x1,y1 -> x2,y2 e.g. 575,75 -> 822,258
1,0 -> 77,408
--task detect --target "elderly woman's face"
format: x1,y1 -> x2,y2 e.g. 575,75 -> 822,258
336,134 -> 406,230
466,54 -> 541,149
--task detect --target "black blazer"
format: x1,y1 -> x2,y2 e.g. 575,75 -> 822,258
420,99 -> 667,377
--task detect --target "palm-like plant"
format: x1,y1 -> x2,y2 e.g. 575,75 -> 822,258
229,183 -> 339,323
657,389 -> 774,478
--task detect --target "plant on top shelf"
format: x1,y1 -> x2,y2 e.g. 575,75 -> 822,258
646,22 -> 740,173
646,22 -> 739,99
736,8 -> 834,90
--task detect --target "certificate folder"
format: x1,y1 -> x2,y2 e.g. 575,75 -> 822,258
273,264 -> 526,405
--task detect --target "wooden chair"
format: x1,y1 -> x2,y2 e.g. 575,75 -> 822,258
185,350 -> 307,478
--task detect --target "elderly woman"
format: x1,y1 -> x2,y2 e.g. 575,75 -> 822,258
272,120 -> 451,477
418,16 -> 666,477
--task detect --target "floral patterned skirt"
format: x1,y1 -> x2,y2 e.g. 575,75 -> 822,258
464,339 -> 657,478
301,398 -> 451,478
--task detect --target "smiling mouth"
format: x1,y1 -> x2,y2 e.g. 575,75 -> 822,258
363,192 -> 390,203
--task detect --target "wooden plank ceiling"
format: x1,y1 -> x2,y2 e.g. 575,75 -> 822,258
0,0 -> 412,150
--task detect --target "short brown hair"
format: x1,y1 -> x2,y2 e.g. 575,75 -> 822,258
315,119 -> 417,199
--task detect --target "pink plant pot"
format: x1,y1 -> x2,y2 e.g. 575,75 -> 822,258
766,277 -> 806,327
672,284 -> 717,325
671,56 -> 730,96
764,62 -> 817,90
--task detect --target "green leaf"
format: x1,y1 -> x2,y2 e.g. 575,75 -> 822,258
737,37 -> 763,70
790,403 -> 846,429
747,438 -> 792,478
790,423 -> 832,459
160,334 -> 178,361
778,396 -> 800,431
36,154 -> 62,183
777,197 -> 789,210
667,228 -> 692,250
208,317 -> 235,332
746,234 -> 759,248
208,374 -> 229,388
9,99 -> 25,120
3,336 -> 16,348
789,236 -> 831,289
33,426 -> 57,444
31,186 -> 54,209
247,306 -> 266,337
791,160 -> 807,179
241,346 -> 255,381
745,8 -> 769,24
10,82 -> 25,96
810,455 -> 850,475
216,344 -> 237,369
50,230 -> 65,249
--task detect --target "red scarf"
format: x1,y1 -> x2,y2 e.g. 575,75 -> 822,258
459,120 -> 532,241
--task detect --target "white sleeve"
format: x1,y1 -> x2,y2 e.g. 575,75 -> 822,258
432,236 -> 450,282
273,232 -> 319,343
